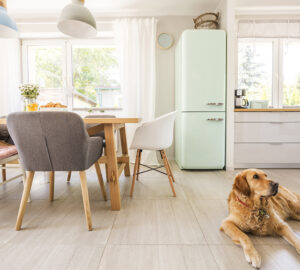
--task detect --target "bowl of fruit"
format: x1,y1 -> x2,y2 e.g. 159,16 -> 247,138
40,102 -> 68,111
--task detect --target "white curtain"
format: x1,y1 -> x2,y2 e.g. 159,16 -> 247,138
0,39 -> 21,116
238,19 -> 300,38
113,18 -> 158,164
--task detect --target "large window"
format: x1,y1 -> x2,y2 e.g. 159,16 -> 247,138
282,40 -> 300,106
26,44 -> 65,105
237,38 -> 300,108
22,40 -> 121,110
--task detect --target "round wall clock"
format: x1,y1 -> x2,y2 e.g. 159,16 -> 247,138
157,33 -> 174,50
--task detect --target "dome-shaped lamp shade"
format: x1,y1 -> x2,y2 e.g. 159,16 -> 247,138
58,0 -> 97,38
0,1 -> 18,39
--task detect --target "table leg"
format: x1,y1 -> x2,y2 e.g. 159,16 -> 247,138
104,124 -> 121,210
2,164 -> 6,182
119,126 -> 130,177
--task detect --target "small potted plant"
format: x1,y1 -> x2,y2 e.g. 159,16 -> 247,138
19,84 -> 40,111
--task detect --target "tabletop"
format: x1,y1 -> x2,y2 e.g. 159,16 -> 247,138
0,117 -> 140,125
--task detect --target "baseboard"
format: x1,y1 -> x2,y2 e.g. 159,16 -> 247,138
234,163 -> 300,169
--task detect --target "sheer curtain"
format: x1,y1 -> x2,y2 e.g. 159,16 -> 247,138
0,39 -> 21,116
113,18 -> 158,164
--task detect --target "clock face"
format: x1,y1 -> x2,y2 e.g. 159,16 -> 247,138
157,33 -> 174,50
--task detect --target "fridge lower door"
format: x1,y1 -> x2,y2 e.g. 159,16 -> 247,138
175,112 -> 225,169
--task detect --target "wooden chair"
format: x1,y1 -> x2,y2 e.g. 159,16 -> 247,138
0,143 -> 26,186
130,112 -> 177,197
7,112 -> 106,231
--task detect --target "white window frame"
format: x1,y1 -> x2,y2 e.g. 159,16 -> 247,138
21,38 -> 121,111
236,38 -> 279,108
236,37 -> 300,108
22,39 -> 68,104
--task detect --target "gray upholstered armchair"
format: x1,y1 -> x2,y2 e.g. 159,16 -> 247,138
7,112 -> 106,231
67,114 -> 116,182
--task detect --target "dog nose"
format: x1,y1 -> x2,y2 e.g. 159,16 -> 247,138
270,182 -> 279,190
272,182 -> 279,188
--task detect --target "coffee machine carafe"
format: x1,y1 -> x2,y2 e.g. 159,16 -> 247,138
235,89 -> 249,108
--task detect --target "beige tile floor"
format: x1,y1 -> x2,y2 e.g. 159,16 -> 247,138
1,163 -> 300,269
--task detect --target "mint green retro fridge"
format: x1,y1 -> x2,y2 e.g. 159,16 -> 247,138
175,30 -> 226,169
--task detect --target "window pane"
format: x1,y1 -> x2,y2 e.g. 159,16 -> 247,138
282,40 -> 300,106
72,46 -> 121,108
28,46 -> 63,89
238,41 -> 273,106
27,46 -> 65,105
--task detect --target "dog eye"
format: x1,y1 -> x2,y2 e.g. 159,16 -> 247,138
253,174 -> 259,179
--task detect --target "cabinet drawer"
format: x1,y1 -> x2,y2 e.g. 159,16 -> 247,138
235,112 -> 300,123
235,122 -> 300,142
234,143 -> 300,164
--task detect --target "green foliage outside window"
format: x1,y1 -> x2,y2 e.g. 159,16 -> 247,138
72,47 -> 120,103
34,47 -> 63,88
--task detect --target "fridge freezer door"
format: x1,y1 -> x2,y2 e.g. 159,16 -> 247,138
179,30 -> 226,112
175,112 -> 225,169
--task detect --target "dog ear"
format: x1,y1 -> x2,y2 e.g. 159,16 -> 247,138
233,173 -> 250,196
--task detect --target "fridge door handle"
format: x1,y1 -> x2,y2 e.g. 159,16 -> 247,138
207,102 -> 224,106
207,118 -> 224,121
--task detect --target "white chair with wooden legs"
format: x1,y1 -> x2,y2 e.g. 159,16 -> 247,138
130,111 -> 177,197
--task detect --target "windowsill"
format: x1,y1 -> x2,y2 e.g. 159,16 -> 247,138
234,108 -> 300,112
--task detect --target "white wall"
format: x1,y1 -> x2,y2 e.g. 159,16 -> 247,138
215,0 -> 237,170
156,16 -> 194,159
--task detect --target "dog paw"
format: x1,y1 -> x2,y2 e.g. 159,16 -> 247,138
244,248 -> 261,269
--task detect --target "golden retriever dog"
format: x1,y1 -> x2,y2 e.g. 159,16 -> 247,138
220,169 -> 300,269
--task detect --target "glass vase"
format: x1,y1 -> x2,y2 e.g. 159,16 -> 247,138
24,97 -> 39,112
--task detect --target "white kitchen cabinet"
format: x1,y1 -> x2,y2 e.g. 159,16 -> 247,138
234,112 -> 300,168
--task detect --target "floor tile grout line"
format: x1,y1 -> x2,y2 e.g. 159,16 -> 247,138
182,186 -> 223,269
206,244 -> 223,270
96,200 -> 120,269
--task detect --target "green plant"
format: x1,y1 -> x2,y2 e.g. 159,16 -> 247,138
19,84 -> 40,99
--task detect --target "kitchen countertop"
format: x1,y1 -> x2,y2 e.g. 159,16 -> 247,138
234,108 -> 300,112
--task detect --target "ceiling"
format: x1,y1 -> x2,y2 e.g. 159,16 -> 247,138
7,0 -> 221,19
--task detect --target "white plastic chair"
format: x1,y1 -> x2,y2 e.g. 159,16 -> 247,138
130,111 -> 177,197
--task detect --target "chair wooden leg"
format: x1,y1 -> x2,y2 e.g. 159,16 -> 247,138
79,171 -> 92,231
94,162 -> 107,201
130,150 -> 141,197
16,171 -> 35,230
21,167 -> 31,203
2,164 -> 6,182
136,150 -> 142,181
165,154 -> 175,182
49,171 -> 54,201
67,171 -> 72,182
160,150 -> 176,197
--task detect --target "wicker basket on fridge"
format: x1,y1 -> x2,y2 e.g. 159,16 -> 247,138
193,12 -> 219,29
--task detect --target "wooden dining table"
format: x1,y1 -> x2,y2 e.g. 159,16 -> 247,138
0,116 -> 140,211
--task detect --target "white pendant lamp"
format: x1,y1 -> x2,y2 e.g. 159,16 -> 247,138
58,0 -> 97,38
0,0 -> 18,38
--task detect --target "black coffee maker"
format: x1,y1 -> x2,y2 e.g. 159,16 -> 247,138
235,89 -> 249,108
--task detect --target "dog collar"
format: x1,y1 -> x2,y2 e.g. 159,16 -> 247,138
236,196 -> 249,207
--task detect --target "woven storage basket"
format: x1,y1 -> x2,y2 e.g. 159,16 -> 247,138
193,12 -> 219,29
